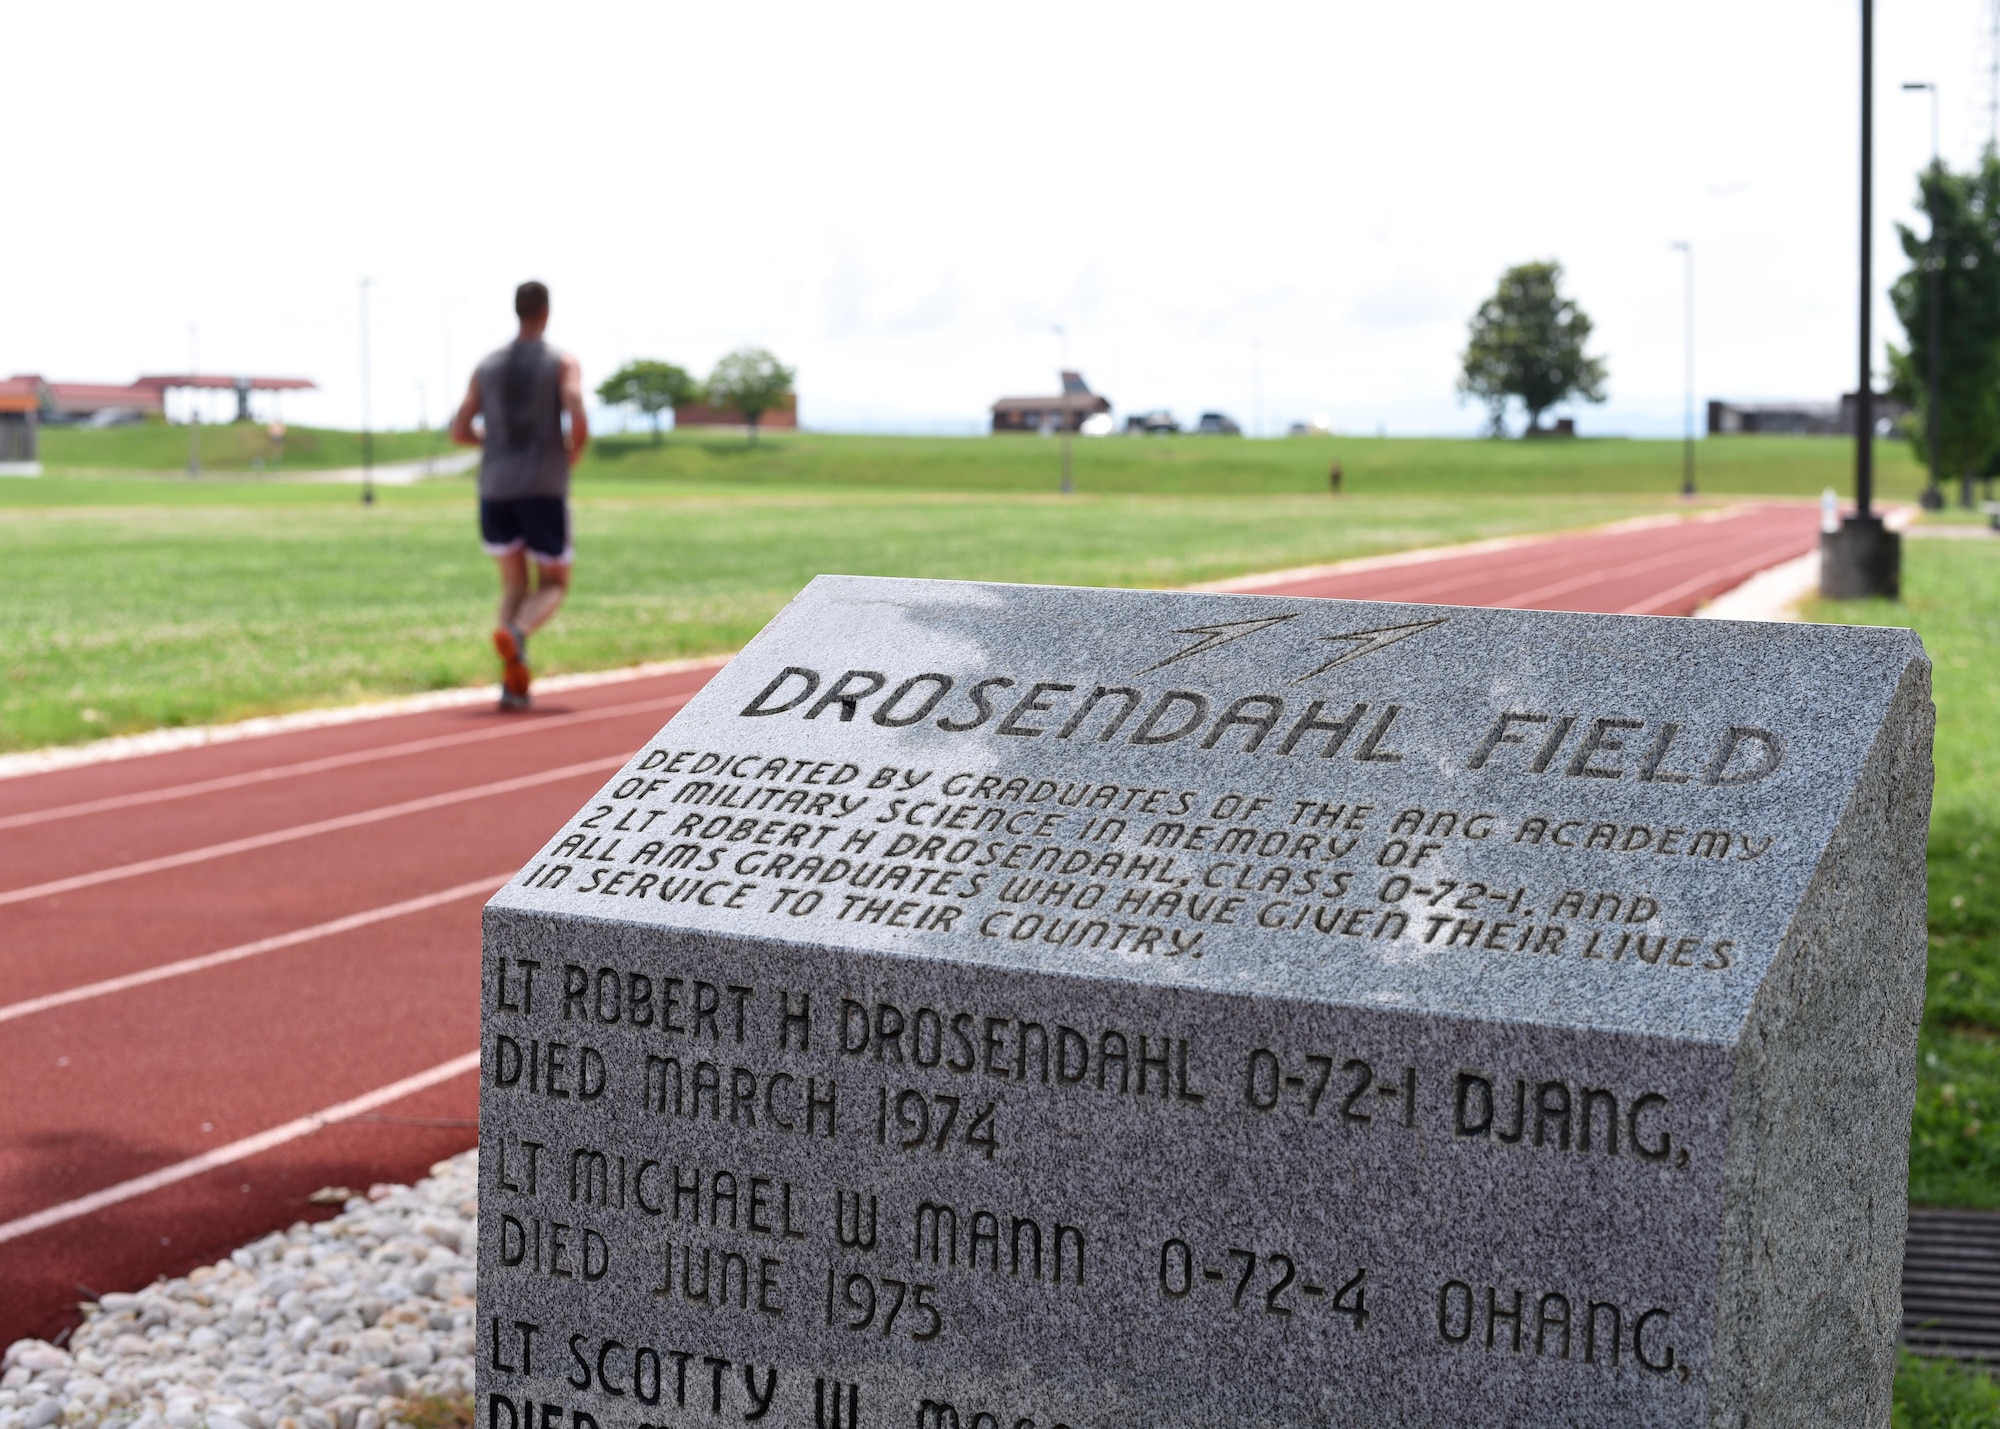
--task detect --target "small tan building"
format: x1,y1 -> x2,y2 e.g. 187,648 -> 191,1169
673,393 -> 799,430
992,371 -> 1110,434
0,377 -> 38,472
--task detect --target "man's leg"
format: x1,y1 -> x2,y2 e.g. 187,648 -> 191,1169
514,558 -> 570,635
494,550 -> 530,629
492,550 -> 534,705
491,499 -> 572,708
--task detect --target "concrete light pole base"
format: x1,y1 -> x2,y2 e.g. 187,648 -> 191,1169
1820,513 -> 1901,600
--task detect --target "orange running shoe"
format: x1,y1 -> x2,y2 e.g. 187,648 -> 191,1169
493,626 -> 532,702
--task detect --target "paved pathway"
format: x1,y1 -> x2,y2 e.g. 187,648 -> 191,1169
0,501 -> 1821,1342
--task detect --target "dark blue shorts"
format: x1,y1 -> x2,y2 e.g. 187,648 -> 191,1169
479,497 -> 572,564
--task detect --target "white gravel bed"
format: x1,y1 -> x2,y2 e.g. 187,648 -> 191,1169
1,1152 -> 480,1429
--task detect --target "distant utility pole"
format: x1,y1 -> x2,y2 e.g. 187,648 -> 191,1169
359,278 -> 376,507
443,293 -> 465,425
1252,337 -> 1263,440
1904,81 -> 1946,510
418,380 -> 432,476
1821,0 -> 1900,599
187,324 -> 200,476
1670,243 -> 1694,497
1053,323 -> 1072,494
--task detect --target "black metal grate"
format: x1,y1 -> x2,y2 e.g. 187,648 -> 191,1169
1903,1208 -> 2000,1365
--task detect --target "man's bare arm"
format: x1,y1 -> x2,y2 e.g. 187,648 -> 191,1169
449,372 -> 483,447
560,353 -> 590,467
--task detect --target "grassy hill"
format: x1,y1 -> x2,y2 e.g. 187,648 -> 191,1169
38,422 -> 451,473
36,424 -> 1929,498
580,429 -> 1928,499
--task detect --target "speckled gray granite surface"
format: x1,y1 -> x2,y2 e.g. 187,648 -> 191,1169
478,576 -> 1932,1429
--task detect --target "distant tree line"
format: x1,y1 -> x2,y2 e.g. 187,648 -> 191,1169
596,346 -> 796,444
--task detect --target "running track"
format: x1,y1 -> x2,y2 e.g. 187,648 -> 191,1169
0,501 -> 1818,1342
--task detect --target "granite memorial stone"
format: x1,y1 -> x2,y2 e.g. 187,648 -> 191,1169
479,575 -> 1933,1428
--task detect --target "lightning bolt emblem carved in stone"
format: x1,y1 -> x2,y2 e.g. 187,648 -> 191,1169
1290,618 -> 1449,683
1138,614 -> 1300,673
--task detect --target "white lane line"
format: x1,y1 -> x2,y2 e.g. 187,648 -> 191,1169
0,655 -> 730,783
0,1053 -> 482,1245
1696,550 -> 1819,622
1620,542 -> 1817,617
0,875 -> 512,1026
1291,511 -> 1785,607
1197,506 -> 1763,594
0,693 -> 693,833
0,756 -> 622,909
1481,524 -> 1804,611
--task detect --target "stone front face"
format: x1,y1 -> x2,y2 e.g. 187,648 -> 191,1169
478,577 -> 1931,1429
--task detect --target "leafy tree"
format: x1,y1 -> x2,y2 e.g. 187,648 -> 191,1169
595,360 -> 698,445
1889,152 -> 2000,508
1458,261 -> 1607,436
705,347 -> 796,443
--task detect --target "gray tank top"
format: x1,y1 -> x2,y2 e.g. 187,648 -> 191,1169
476,339 -> 570,499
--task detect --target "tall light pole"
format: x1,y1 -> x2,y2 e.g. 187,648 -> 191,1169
417,380 -> 432,477
359,278 -> 376,507
186,325 -> 201,477
1822,0 -> 1900,599
1052,323 -> 1072,494
1669,242 -> 1695,497
443,293 -> 465,424
1904,81 -> 1945,510
1252,336 -> 1263,440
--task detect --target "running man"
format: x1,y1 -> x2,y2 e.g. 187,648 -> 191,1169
450,281 -> 589,709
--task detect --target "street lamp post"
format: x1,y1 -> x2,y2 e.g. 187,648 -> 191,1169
1053,323 -> 1072,495
1252,336 -> 1263,441
1904,80 -> 1946,511
418,380 -> 432,477
1670,242 -> 1695,497
186,325 -> 201,477
1822,0 -> 1901,599
443,293 -> 464,427
359,278 -> 376,507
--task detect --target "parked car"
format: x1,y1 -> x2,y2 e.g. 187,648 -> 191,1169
1124,410 -> 1179,435
1195,412 -> 1242,435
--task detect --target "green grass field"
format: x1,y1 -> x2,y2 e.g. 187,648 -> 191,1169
1895,1350 -> 2000,1427
2,474 -> 1687,751
1805,538 -> 2000,1420
586,427 -> 1933,497
1813,539 -> 2000,1214
4,429 -> 1933,754
36,423 -> 1930,496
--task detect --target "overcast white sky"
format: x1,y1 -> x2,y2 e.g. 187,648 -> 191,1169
4,1 -> 1996,436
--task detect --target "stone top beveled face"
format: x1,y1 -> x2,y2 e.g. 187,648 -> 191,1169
488,575 -> 1926,1043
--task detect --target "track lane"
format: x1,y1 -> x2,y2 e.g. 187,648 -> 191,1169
1243,503 -> 1817,613
0,756 -> 624,908
0,709 -> 677,891
0,774 -> 609,1004
0,1076 -> 477,1342
0,691 -> 693,833
0,875 -> 508,1027
0,898 -> 483,1224
0,1054 -> 481,1243
0,665 -> 718,821
0,504 -> 1820,1344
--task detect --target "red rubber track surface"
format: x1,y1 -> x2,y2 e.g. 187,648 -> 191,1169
0,503 -> 1816,1342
